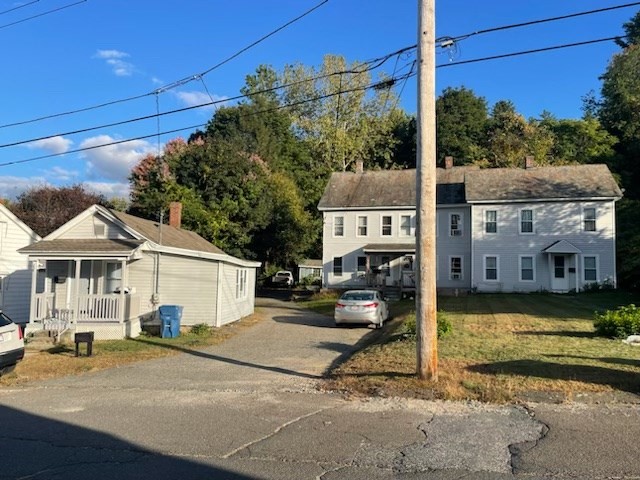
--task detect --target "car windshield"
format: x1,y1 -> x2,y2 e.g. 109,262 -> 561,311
0,312 -> 12,327
342,292 -> 375,301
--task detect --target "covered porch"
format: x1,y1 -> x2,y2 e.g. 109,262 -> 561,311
362,243 -> 416,293
542,240 -> 582,293
21,239 -> 146,338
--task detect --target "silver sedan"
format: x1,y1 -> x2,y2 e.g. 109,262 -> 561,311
334,290 -> 389,328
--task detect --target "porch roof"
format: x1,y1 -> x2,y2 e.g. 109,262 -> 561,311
363,243 -> 416,253
20,238 -> 145,256
542,240 -> 582,254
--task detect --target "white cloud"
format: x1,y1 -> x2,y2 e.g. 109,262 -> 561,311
174,90 -> 228,112
0,176 -> 48,199
44,166 -> 79,182
83,181 -> 130,199
79,135 -> 157,182
25,136 -> 73,154
94,49 -> 134,77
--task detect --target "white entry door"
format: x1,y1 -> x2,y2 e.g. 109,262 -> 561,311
551,255 -> 569,291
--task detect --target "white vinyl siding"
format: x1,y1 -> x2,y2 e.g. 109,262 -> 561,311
62,215 -> 133,240
519,255 -> 536,282
220,263 -> 256,326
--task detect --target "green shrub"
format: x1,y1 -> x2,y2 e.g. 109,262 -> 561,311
403,311 -> 452,339
190,323 -> 213,336
594,304 -> 640,338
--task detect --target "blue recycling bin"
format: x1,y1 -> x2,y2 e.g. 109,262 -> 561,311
159,305 -> 183,338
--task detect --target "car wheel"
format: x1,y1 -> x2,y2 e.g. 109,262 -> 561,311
0,364 -> 16,377
376,313 -> 384,329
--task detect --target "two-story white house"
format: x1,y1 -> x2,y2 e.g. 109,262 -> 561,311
317,158 -> 622,294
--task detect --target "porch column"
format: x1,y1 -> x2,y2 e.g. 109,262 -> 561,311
29,259 -> 38,323
73,259 -> 81,324
547,254 -> 552,291
575,254 -> 579,292
119,259 -> 126,323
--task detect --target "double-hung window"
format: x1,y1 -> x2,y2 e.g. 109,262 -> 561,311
236,270 -> 247,299
583,208 -> 596,232
357,216 -> 368,236
450,213 -> 462,237
520,209 -> 534,234
333,216 -> 344,237
333,257 -> 343,276
584,256 -> 598,282
357,256 -> 367,274
400,215 -> 412,236
484,256 -> 498,281
450,256 -> 463,280
381,216 -> 392,236
519,255 -> 535,282
485,210 -> 497,234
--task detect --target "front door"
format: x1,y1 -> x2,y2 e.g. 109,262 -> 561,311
551,255 -> 569,291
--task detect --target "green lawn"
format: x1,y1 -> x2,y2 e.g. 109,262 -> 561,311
323,291 -> 640,403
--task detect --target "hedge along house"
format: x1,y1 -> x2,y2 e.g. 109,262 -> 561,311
20,203 -> 260,340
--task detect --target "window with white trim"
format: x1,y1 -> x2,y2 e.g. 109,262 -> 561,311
105,262 -> 122,293
381,216 -> 392,236
333,216 -> 344,237
450,256 -> 463,280
357,216 -> 368,236
485,210 -> 497,234
583,207 -> 596,232
450,213 -> 462,237
520,209 -> 534,234
584,256 -> 598,282
236,269 -> 247,299
400,215 -> 412,236
333,257 -> 343,276
519,255 -> 535,282
484,256 -> 498,281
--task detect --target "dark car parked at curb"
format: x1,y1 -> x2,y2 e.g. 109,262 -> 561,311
0,312 -> 25,376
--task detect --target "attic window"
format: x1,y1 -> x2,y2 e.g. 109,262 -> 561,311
94,224 -> 106,237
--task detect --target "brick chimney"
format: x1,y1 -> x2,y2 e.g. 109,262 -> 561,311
444,156 -> 454,169
355,160 -> 364,174
169,202 -> 182,229
525,156 -> 536,169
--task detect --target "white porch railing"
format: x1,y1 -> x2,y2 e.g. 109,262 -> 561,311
33,293 -> 141,323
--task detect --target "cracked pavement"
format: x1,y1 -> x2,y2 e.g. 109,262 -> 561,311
1,298 -> 639,479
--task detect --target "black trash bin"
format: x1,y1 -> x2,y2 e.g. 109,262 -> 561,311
159,305 -> 183,338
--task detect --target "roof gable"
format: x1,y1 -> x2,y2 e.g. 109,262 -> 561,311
0,204 -> 40,241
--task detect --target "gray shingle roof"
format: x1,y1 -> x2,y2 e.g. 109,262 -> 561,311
318,166 -> 478,209
110,210 -> 226,255
464,165 -> 622,202
20,238 -> 144,254
317,164 -> 622,209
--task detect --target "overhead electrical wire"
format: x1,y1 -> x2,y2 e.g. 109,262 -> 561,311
0,71 -> 416,168
0,0 -> 86,30
0,0 -> 329,130
0,0 -> 40,17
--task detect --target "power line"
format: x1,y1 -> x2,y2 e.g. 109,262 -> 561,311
0,0 -> 329,130
436,35 -> 624,68
437,1 -> 640,45
1,71 -> 416,168
0,48 -> 412,149
0,0 -> 39,16
0,0 -> 86,30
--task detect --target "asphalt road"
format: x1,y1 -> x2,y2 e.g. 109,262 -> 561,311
1,298 -> 639,479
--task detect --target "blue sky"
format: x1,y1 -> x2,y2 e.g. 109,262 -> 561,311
0,0 -> 635,199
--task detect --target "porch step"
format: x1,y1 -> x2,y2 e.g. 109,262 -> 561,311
383,287 -> 403,301
25,331 -> 58,350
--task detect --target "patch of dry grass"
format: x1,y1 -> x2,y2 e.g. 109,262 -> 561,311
325,292 -> 640,403
0,310 -> 266,388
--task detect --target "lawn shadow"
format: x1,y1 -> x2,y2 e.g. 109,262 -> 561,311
545,353 -> 640,367
468,359 -> 640,395
514,330 -> 595,338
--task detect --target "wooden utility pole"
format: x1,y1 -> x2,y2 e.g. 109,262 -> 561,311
416,0 -> 438,380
